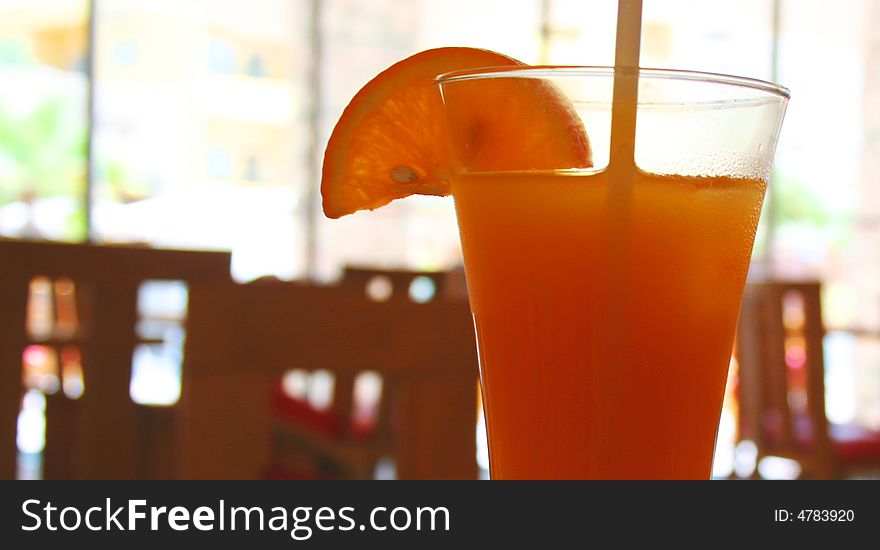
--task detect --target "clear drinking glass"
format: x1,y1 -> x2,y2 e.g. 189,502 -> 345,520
437,67 -> 788,479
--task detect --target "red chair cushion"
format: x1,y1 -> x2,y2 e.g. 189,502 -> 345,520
270,380 -> 345,437
269,380 -> 377,440
829,422 -> 880,465
760,411 -> 880,465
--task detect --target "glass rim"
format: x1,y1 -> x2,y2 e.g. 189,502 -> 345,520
435,65 -> 790,100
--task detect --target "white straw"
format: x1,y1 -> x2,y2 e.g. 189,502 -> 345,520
609,0 -> 643,168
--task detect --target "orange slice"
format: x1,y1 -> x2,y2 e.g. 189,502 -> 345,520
321,47 -> 591,218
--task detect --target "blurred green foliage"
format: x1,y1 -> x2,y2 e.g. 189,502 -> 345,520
0,96 -> 87,201
769,171 -> 853,252
0,91 -> 87,239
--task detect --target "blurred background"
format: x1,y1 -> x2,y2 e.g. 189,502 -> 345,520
2,0 -> 879,480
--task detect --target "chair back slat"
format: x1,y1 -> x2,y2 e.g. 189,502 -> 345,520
736,280 -> 836,478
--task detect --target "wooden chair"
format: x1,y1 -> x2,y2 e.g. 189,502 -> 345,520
735,280 -> 880,479
0,239 -> 231,479
177,273 -> 479,479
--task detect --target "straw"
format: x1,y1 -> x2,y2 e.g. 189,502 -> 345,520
609,0 -> 642,171
604,0 -> 643,379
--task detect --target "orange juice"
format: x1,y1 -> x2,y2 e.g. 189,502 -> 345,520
452,168 -> 765,479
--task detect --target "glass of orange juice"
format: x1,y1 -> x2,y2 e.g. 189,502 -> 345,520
437,67 -> 788,479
